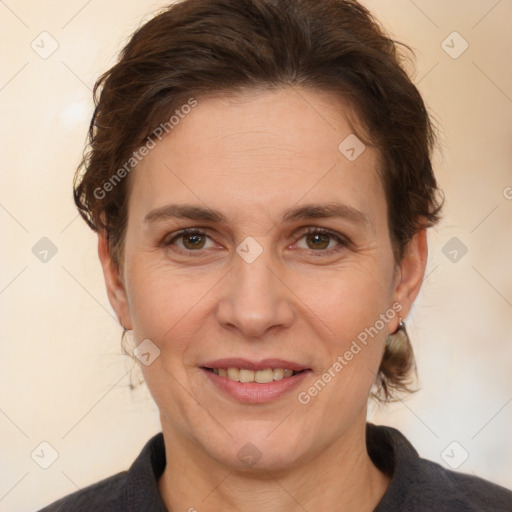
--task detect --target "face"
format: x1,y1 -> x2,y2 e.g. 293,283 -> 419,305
100,87 -> 426,471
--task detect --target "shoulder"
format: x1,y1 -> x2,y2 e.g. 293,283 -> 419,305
36,433 -> 167,512
368,423 -> 512,512
412,456 -> 512,511
37,472 -> 127,511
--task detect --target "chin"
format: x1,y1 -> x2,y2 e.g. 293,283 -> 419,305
207,423 -> 309,472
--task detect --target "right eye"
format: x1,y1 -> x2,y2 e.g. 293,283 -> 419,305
165,228 -> 217,252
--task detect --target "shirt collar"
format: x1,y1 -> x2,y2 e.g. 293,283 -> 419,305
123,431 -> 167,511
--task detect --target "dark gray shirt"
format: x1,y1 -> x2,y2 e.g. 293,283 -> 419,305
38,423 -> 512,511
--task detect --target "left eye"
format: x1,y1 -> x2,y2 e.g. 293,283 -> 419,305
296,228 -> 347,252
164,228 -> 348,254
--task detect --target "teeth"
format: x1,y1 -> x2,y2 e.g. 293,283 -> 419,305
239,369 -> 254,383
210,367 -> 300,383
227,368 -> 240,381
255,369 -> 274,383
273,368 -> 284,380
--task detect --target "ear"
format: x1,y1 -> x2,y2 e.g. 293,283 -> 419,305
389,228 -> 428,333
97,230 -> 133,330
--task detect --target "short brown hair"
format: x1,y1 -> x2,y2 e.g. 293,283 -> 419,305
74,0 -> 444,400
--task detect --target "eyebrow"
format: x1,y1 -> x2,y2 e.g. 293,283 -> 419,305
144,203 -> 372,226
144,202 -> 372,228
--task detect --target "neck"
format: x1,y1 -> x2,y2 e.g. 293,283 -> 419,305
158,415 -> 390,512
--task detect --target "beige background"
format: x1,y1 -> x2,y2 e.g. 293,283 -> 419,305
1,1 -> 511,510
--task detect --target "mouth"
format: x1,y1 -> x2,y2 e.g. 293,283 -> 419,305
200,358 -> 311,403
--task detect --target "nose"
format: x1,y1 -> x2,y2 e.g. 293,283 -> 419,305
216,245 -> 295,339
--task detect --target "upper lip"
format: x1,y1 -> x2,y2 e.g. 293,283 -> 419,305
201,358 -> 310,372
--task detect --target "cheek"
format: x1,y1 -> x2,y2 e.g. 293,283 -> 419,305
125,267 -> 213,407
125,260 -> 221,349
292,262 -> 392,387
296,259 -> 393,334
125,258 -> 231,378
296,273 -> 390,411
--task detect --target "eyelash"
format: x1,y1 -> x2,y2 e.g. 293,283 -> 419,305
164,227 -> 350,257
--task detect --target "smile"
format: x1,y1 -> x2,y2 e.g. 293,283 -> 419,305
200,358 -> 311,403
204,367 -> 302,383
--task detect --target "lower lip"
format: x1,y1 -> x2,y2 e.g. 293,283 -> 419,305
201,368 -> 311,404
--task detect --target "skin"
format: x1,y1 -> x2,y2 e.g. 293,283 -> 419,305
98,86 -> 428,511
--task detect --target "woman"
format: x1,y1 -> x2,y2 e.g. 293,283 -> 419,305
39,0 -> 512,510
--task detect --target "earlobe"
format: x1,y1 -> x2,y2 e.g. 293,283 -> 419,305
391,228 -> 428,329
97,231 -> 133,330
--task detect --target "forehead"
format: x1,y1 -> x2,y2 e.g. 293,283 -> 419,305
130,87 -> 385,227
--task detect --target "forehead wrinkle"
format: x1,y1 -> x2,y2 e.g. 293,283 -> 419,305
214,129 -> 303,157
